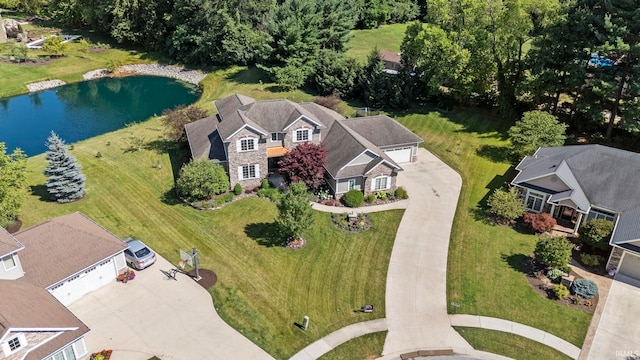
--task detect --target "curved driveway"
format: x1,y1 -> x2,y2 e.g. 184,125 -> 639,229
380,148 -> 470,356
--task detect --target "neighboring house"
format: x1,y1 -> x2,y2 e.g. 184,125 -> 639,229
0,212 -> 128,360
185,94 -> 423,197
379,50 -> 402,75
511,145 -> 640,281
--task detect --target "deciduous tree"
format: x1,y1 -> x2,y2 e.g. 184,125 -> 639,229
44,132 -> 86,203
486,187 -> 525,224
161,105 -> 208,142
276,181 -> 314,239
0,143 -> 27,228
278,142 -> 327,190
508,110 -> 566,159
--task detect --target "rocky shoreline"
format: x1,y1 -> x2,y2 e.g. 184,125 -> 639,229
26,64 -> 206,93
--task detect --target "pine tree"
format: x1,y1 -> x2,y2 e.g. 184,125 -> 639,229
44,132 -> 86,203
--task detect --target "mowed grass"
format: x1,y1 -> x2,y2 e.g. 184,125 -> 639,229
455,327 -> 573,360
347,23 -> 408,61
318,331 -> 387,360
391,108 -> 591,347
20,117 -> 402,359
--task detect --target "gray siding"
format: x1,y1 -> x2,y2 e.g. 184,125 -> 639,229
336,177 -> 364,194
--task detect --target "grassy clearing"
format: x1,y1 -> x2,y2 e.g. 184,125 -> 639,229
20,116 -> 401,359
455,327 -> 573,360
318,331 -> 387,360
391,107 -> 591,347
347,23 -> 408,62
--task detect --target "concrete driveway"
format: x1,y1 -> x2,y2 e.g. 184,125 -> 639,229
585,275 -> 640,359
69,255 -> 274,360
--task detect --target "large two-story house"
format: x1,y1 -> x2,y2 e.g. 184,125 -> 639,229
511,145 -> 640,282
0,213 -> 128,360
184,94 -> 423,197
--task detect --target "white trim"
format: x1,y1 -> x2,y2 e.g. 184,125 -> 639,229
337,150 -> 381,173
283,115 -> 323,130
524,190 -> 546,212
293,128 -> 311,142
364,160 -> 401,174
2,254 -> 16,271
371,176 -> 391,191
238,164 -> 260,180
236,137 -> 257,152
1,333 -> 26,356
225,124 -> 267,140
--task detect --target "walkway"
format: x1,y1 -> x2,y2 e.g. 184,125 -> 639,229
449,315 -> 581,359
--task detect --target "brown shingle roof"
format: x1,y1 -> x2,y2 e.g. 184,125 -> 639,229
15,212 -> 128,288
0,279 -> 89,360
379,50 -> 402,64
0,228 -> 23,258
342,115 -> 423,148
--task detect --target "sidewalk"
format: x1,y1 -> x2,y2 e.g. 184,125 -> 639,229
289,319 -> 387,360
449,315 -> 581,359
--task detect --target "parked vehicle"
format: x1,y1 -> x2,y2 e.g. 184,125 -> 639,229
123,238 -> 156,270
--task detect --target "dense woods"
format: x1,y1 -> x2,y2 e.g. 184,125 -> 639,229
5,0 -> 639,140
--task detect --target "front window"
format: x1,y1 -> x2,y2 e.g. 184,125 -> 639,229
240,165 -> 259,180
526,192 -> 545,212
295,129 -> 310,142
2,255 -> 16,270
271,133 -> 283,142
239,138 -> 256,152
8,337 -> 21,351
373,176 -> 390,191
587,209 -> 616,222
348,179 -> 356,190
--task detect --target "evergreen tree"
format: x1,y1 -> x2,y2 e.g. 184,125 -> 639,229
276,181 -> 314,239
44,132 -> 86,203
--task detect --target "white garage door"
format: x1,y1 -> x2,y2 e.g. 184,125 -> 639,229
384,147 -> 412,163
49,257 -> 118,306
618,252 -> 640,282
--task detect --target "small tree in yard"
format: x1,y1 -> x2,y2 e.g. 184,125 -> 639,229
277,181 -> 314,239
534,236 -> 573,269
523,212 -> 557,233
486,187 -> 525,224
579,219 -> 614,251
42,36 -> 67,57
161,105 -> 208,142
508,111 -> 567,159
44,132 -> 86,203
278,142 -> 328,190
176,159 -> 229,201
0,143 -> 27,228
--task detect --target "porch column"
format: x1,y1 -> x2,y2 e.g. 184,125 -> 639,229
550,204 -> 556,217
573,212 -> 583,234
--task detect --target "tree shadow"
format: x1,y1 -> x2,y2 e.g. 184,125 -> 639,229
476,144 -> 512,163
224,66 -> 270,85
144,139 -> 189,181
160,187 -> 183,206
244,222 -> 284,247
30,184 -> 50,202
501,253 -> 529,274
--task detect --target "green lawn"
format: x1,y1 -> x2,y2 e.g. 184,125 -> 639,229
318,331 -> 387,360
347,23 -> 408,62
391,108 -> 592,347
455,327 -> 573,360
20,117 -> 402,359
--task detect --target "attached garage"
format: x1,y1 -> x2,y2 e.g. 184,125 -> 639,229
618,251 -> 640,282
384,146 -> 413,164
49,256 -> 121,306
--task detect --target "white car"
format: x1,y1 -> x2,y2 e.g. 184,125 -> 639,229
123,238 -> 157,270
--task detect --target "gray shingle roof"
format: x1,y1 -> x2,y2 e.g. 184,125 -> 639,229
185,116 -> 219,160
513,144 -> 640,245
342,115 -> 423,148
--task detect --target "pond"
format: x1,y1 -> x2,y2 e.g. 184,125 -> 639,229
0,76 -> 201,156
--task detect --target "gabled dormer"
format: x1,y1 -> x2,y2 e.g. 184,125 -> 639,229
0,228 -> 25,280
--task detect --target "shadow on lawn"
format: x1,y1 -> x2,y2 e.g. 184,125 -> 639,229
501,253 -> 529,274
144,139 -> 189,181
244,222 -> 283,247
476,144 -> 513,163
30,184 -> 49,202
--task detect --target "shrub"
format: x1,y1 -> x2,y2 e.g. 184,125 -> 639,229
223,192 -> 234,202
343,190 -> 364,208
277,182 -> 314,238
486,187 -> 525,223
233,183 -> 243,195
215,197 -> 226,206
580,253 -> 604,267
553,284 -> 569,299
314,187 -> 331,200
547,268 -> 564,282
313,94 -> 342,111
534,236 -> 573,269
523,212 -> 557,233
376,191 -> 387,201
176,160 -> 229,201
261,179 -> 270,189
579,219 -> 614,250
258,188 -> 281,202
571,279 -> 598,299
365,194 -> 376,203
395,187 -> 408,199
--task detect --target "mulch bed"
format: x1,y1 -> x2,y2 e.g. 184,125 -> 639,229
186,269 -> 217,289
522,256 -> 598,313
6,219 -> 22,234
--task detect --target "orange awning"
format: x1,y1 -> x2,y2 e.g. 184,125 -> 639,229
267,147 -> 289,157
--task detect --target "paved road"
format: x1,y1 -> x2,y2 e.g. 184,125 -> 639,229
381,148 -> 470,355
69,255 -> 274,360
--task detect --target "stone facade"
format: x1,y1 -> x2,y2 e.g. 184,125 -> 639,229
606,246 -> 625,271
282,118 -> 322,149
226,128 -> 268,190
363,163 -> 398,196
